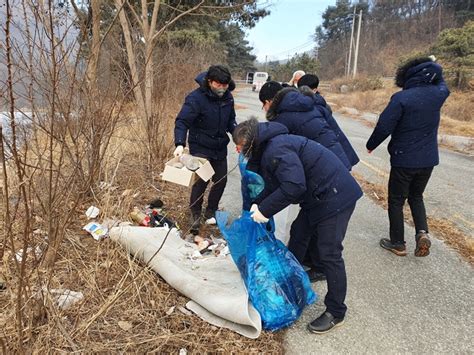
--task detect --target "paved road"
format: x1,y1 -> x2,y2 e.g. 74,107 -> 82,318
221,87 -> 473,354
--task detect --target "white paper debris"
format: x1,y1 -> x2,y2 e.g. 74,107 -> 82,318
85,206 -> 100,219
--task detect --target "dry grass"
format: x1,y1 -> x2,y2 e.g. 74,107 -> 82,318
0,155 -> 284,352
0,100 -> 284,352
353,172 -> 473,265
326,84 -> 474,138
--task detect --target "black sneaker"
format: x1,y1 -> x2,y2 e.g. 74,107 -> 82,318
306,269 -> 327,283
415,231 -> 431,257
380,238 -> 407,256
307,312 -> 344,334
204,209 -> 217,225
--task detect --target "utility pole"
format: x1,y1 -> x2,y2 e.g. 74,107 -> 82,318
265,55 -> 268,72
352,9 -> 362,78
347,6 -> 356,77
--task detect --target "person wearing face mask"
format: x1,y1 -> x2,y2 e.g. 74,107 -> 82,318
174,65 -> 237,234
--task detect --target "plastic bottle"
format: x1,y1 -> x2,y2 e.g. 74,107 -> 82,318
129,207 -> 151,226
179,154 -> 200,171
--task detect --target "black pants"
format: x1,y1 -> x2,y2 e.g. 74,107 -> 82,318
190,159 -> 227,216
288,203 -> 356,319
388,166 -> 433,245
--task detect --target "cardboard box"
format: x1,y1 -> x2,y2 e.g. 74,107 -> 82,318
162,156 -> 215,187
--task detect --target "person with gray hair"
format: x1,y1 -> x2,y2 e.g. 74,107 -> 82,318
288,70 -> 305,87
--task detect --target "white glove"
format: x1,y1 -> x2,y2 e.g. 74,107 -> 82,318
250,204 -> 269,223
173,145 -> 184,157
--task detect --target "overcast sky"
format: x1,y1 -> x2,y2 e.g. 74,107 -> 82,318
246,0 -> 336,62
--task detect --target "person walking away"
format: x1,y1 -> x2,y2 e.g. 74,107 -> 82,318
366,57 -> 449,257
233,118 -> 362,334
174,65 -> 237,234
297,74 -> 359,168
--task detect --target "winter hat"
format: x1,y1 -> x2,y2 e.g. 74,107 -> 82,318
297,74 -> 319,89
259,81 -> 283,103
206,65 -> 232,84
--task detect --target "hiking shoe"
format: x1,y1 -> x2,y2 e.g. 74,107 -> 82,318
415,231 -> 431,257
380,238 -> 407,256
308,312 -> 344,334
306,269 -> 327,283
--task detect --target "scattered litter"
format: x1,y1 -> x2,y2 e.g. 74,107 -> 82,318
177,306 -> 192,316
14,246 -> 42,262
205,217 -> 217,225
179,349 -> 187,355
129,207 -> 151,226
165,306 -> 175,315
83,222 -> 108,240
118,320 -> 133,331
85,206 -> 100,219
42,288 -> 84,310
191,250 -> 202,260
184,234 -> 195,243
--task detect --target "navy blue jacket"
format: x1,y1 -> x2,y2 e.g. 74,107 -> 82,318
366,62 -> 450,168
266,88 -> 352,170
248,122 -> 362,223
311,92 -> 360,167
175,72 -> 237,160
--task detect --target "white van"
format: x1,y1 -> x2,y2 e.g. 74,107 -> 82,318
252,72 -> 269,91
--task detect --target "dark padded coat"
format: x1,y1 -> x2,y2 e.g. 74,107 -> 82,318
266,88 -> 352,170
248,122 -> 363,223
366,62 -> 450,168
175,72 -> 237,160
309,91 -> 360,167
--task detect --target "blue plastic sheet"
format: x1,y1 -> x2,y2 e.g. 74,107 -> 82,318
216,155 -> 316,331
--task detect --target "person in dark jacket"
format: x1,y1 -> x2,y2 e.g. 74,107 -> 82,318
366,57 -> 450,257
174,65 -> 237,234
233,118 -> 363,334
259,81 -> 352,170
297,74 -> 360,167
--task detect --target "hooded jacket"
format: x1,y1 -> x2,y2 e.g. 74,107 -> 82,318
248,122 -> 362,223
366,62 -> 450,168
266,88 -> 352,170
303,88 -> 360,167
174,72 -> 237,160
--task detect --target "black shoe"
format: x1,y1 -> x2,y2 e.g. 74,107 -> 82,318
307,312 -> 344,334
204,208 -> 216,220
415,231 -> 431,257
306,269 -> 327,283
189,212 -> 201,235
380,238 -> 407,256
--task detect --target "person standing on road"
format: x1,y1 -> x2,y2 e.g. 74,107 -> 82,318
233,118 -> 362,334
366,57 -> 450,257
288,70 -> 305,87
297,74 -> 360,168
174,65 -> 237,234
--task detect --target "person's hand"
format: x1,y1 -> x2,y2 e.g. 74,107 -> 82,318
250,204 -> 269,223
367,149 -> 373,154
174,145 -> 184,157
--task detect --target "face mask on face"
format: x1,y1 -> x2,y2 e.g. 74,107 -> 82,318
211,87 -> 226,97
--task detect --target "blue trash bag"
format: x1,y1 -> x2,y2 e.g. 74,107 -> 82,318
239,154 -> 265,211
216,154 -> 316,331
217,211 -> 317,331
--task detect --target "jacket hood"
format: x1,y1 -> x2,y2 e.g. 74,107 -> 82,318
298,86 -> 328,107
404,62 -> 443,89
267,87 -> 314,120
257,121 -> 289,145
